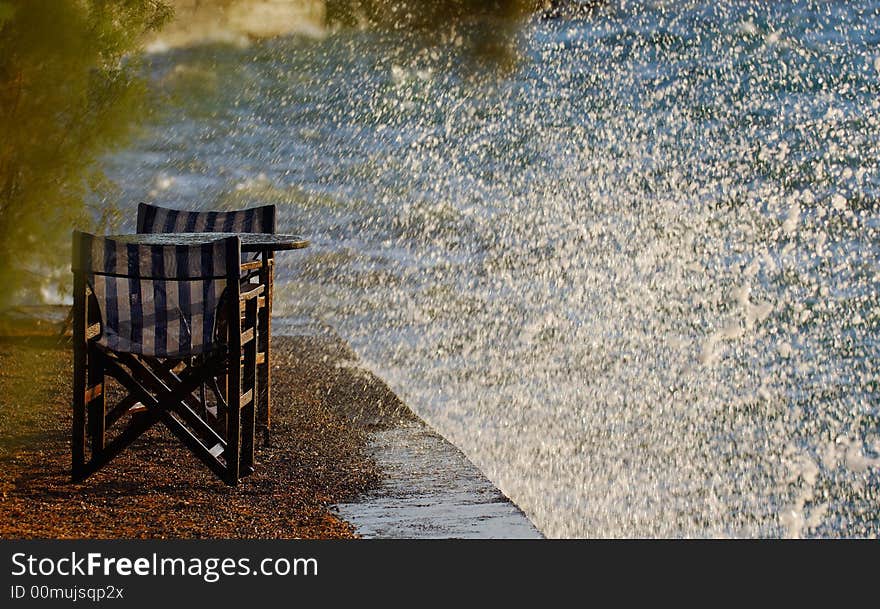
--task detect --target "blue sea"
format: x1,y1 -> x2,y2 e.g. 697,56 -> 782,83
104,0 -> 880,537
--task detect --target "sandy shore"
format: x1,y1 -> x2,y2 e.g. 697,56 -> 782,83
0,328 -> 414,539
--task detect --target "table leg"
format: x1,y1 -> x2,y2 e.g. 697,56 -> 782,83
257,251 -> 274,445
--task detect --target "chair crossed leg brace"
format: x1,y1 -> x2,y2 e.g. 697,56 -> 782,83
71,232 -> 262,486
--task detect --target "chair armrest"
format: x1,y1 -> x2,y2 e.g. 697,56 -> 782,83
239,261 -> 263,272
239,284 -> 265,302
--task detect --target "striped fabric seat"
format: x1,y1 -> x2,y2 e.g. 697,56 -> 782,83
136,202 -> 276,236
73,231 -> 232,358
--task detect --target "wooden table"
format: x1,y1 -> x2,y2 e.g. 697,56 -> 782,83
108,232 -> 309,441
107,232 -> 309,252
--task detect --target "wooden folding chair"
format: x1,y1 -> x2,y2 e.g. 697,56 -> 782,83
136,203 -> 277,442
70,231 -> 262,486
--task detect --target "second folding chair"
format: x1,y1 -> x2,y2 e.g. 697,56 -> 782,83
136,202 -> 277,442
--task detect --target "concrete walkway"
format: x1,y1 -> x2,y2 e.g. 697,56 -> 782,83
335,421 -> 543,539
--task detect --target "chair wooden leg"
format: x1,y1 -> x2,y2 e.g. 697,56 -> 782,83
225,382 -> 241,486
218,369 -> 229,438
71,369 -> 87,481
226,258 -> 243,487
87,345 -> 106,463
241,296 -> 258,473
71,271 -> 87,481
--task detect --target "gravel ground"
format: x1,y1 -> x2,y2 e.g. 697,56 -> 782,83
0,333 -> 413,539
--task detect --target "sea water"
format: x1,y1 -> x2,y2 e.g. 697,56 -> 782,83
104,0 -> 880,537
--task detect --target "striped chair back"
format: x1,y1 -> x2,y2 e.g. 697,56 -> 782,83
136,202 -> 276,235
72,231 -> 238,358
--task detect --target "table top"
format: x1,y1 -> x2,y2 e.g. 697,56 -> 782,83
106,232 -> 309,252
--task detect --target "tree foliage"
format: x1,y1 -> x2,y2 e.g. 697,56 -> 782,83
326,0 -> 542,67
0,0 -> 171,306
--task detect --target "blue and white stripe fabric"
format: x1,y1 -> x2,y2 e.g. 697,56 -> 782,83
74,231 -> 235,358
137,202 -> 276,235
